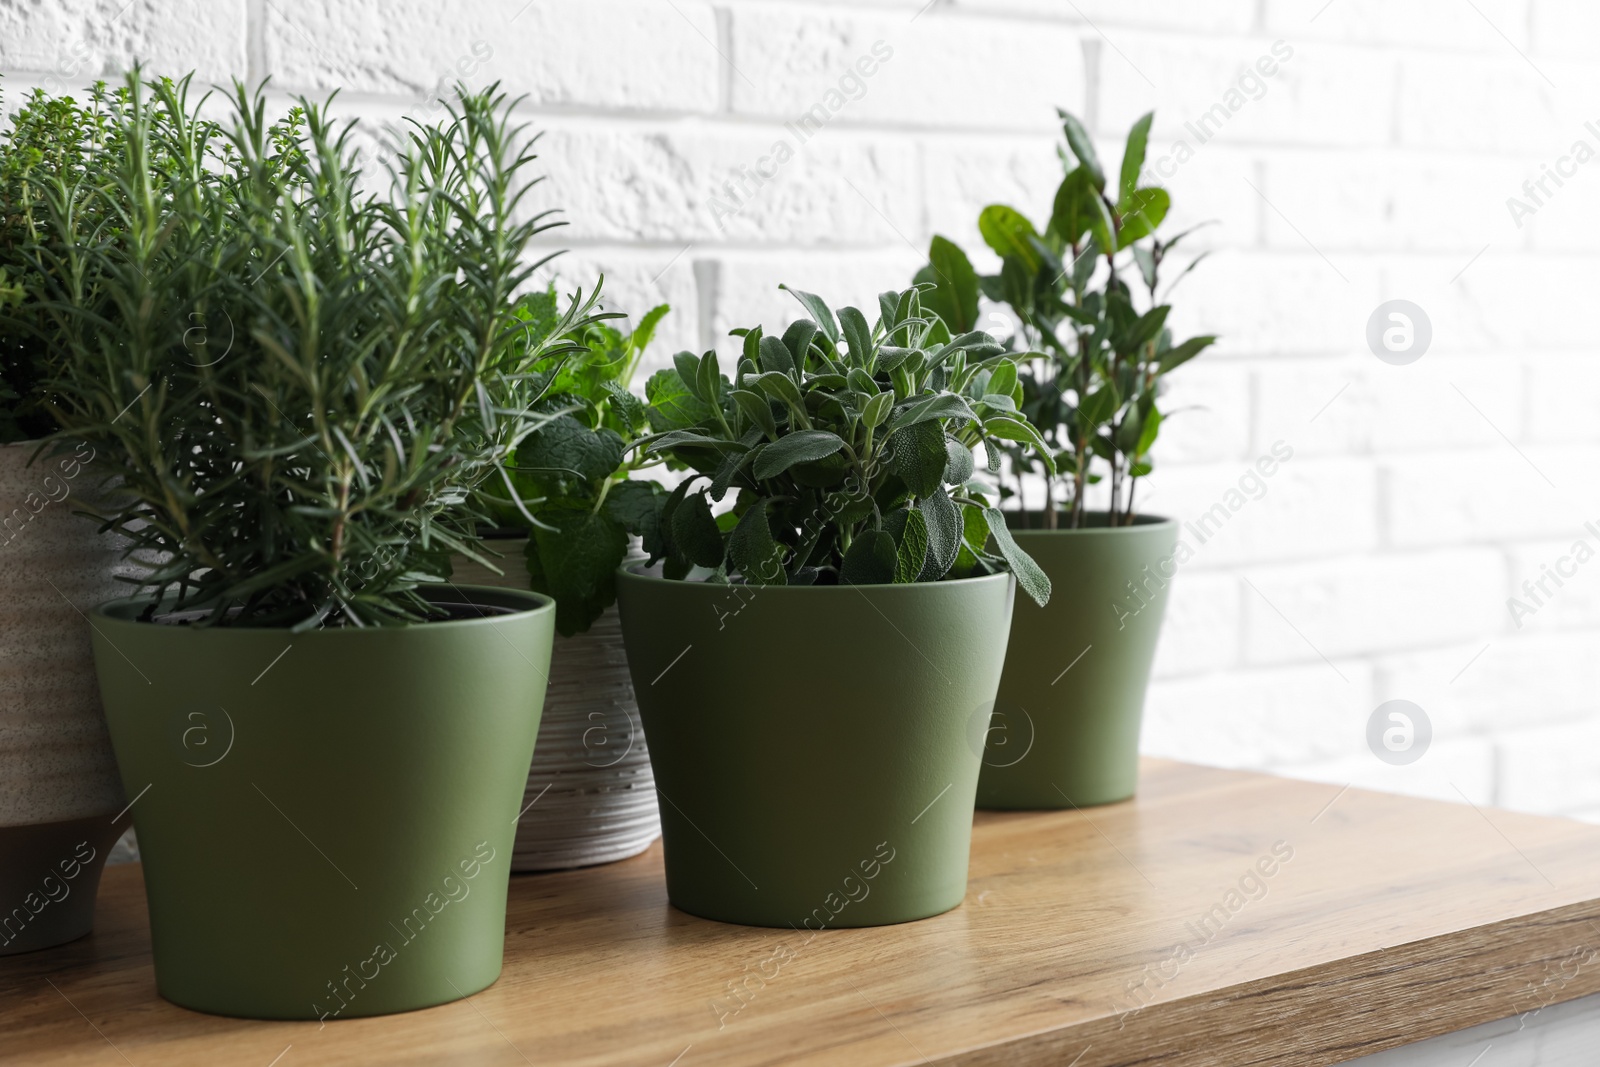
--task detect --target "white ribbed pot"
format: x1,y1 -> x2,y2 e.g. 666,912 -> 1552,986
0,440 -> 133,955
453,540 -> 661,871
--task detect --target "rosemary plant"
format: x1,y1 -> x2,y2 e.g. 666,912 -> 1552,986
33,70 -> 602,627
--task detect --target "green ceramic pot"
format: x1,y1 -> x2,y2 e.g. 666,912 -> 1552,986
616,567 -> 1014,929
88,585 -> 553,1020
977,513 -> 1178,809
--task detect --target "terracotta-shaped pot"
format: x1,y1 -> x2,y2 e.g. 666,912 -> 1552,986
617,566 -> 1015,928
0,440 -> 131,956
978,513 -> 1178,809
452,540 -> 660,871
88,584 -> 554,1019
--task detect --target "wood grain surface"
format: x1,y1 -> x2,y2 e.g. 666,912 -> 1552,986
6,759 -> 1600,1066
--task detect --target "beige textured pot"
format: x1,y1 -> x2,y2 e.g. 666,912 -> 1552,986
0,440 -> 134,955
452,539 -> 661,871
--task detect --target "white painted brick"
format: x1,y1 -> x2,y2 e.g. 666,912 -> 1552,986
1100,36 -> 1394,151
921,133 -> 1069,258
1525,355 -> 1600,445
1530,0 -> 1600,61
1255,354 -> 1525,459
1163,250 -> 1382,357
1499,718 -> 1600,814
953,0 -> 1256,34
1138,457 -> 1378,570
1150,363 -> 1254,465
1273,735 -> 1497,807
1379,632 -> 1600,735
1264,0 -> 1529,52
0,0 -> 245,86
1394,52 -> 1594,154
1150,572 -> 1241,677
263,0 -> 720,112
1260,151 -> 1532,254
1383,447 -> 1598,549
1241,549 -> 1506,663
726,5 -> 1086,131
535,122 -> 921,245
1382,253 -> 1600,352
1505,537 -> 1600,632
1143,662 -> 1373,768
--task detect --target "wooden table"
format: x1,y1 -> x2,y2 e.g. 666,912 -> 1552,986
7,759 -> 1600,1066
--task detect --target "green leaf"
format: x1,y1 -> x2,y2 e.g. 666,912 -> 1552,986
1117,187 -> 1170,244
781,284 -> 840,347
887,392 -> 980,435
645,368 -> 714,432
894,506 -> 930,583
953,503 -> 991,576
890,419 -> 949,497
759,335 -> 796,377
862,390 -> 894,430
838,305 -> 876,366
1050,166 -> 1115,253
670,492 -> 725,569
1158,334 -> 1216,373
1135,406 -> 1162,456
751,370 -> 806,411
674,351 -> 706,400
516,416 -> 626,491
920,235 -> 982,335
984,507 -> 1051,607
1118,111 -> 1154,208
944,439 -> 975,484
978,206 -> 1042,273
840,529 -> 897,586
917,489 -> 961,581
526,508 -> 629,637
727,504 -> 786,584
731,389 -> 778,439
1058,110 -> 1104,190
695,351 -> 726,407
782,319 -> 820,366
752,429 -> 847,480
1077,384 -> 1120,429
984,415 -> 1057,474
603,480 -> 668,559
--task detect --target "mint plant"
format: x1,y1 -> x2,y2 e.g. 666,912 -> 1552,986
637,284 -> 1053,605
480,291 -> 671,636
35,71 -> 603,627
917,109 -> 1216,529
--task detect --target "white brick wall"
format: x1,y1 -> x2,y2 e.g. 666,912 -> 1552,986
5,0 -> 1598,821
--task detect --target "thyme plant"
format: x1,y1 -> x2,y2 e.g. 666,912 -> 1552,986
639,284 -> 1053,605
33,71 -> 602,627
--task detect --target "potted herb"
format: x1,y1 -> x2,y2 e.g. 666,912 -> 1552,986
0,82 -> 141,955
917,110 -> 1216,808
617,283 -> 1052,928
457,293 -> 670,871
37,73 -> 600,1018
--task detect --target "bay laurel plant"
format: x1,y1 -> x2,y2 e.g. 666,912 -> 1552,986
32,70 -> 604,628
478,291 -> 671,636
637,284 -> 1053,605
917,109 -> 1217,529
